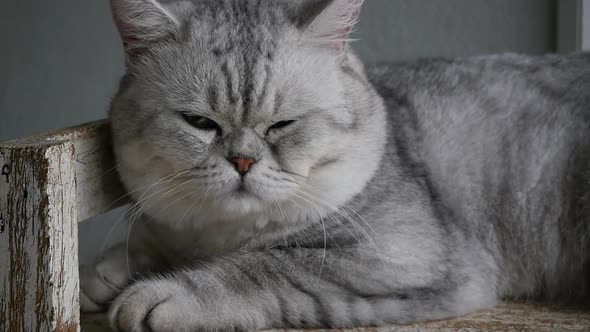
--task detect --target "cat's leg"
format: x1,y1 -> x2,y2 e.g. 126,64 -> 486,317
108,247 -> 498,331
80,243 -> 154,312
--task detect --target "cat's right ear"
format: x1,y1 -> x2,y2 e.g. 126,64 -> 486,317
111,0 -> 192,56
288,0 -> 364,52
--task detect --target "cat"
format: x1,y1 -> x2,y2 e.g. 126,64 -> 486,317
80,0 -> 590,331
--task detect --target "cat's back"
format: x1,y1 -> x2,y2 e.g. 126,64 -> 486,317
368,53 -> 590,190
369,53 -> 590,117
367,53 -> 590,301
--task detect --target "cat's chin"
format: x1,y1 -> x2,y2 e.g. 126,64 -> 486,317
216,191 -> 267,216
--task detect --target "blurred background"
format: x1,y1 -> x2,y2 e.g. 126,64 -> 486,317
0,0 -> 588,263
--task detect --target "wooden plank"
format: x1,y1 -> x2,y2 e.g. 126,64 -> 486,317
0,141 -> 80,331
81,303 -> 590,332
2,120 -> 127,222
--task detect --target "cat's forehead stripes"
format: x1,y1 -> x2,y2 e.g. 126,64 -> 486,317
198,1 -> 281,125
211,51 -> 277,126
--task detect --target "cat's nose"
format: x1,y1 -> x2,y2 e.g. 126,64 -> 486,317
229,157 -> 257,176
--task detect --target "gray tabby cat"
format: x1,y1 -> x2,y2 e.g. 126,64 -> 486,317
80,0 -> 590,330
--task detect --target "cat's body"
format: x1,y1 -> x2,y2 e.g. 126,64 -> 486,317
80,0 -> 590,330
370,54 -> 590,303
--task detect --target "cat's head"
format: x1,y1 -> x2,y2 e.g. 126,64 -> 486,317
110,0 -> 386,228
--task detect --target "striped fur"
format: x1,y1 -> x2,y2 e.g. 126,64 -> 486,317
80,1 -> 590,331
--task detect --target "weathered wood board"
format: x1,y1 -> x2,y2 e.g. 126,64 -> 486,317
0,121 -> 126,331
81,303 -> 590,332
0,142 -> 79,331
2,121 -> 128,222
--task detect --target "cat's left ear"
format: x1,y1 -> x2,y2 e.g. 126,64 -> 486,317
290,0 -> 364,52
111,0 -> 194,56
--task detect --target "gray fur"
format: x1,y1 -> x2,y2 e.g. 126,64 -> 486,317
79,0 -> 590,330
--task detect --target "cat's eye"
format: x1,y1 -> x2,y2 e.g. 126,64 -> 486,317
182,114 -> 220,132
267,120 -> 296,135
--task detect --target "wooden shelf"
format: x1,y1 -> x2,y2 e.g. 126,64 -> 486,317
81,303 -> 590,332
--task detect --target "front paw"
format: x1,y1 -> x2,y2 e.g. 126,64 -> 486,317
80,251 -> 132,312
80,244 -> 151,312
109,279 -> 203,332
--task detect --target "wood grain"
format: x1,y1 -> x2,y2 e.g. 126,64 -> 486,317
0,120 -> 125,331
1,120 -> 127,222
81,303 -> 590,332
0,142 -> 79,331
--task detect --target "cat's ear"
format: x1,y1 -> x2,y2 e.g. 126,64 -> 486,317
291,0 -> 364,52
111,0 -> 192,55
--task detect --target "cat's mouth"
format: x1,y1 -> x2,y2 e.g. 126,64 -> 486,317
232,179 -> 259,199
236,182 -> 248,193
219,180 -> 267,215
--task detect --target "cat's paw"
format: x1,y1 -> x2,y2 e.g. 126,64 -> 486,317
108,279 -> 203,332
80,245 -> 133,312
109,278 -> 262,332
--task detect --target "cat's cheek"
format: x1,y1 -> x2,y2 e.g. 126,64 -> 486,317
116,140 -> 150,174
184,128 -> 217,146
117,139 -> 178,174
270,143 -> 314,179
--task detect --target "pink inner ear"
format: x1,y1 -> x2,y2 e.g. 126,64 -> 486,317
113,16 -> 134,49
111,0 -> 164,54
345,0 -> 363,36
111,0 -> 180,55
338,0 -> 363,46
313,0 -> 364,51
111,0 -> 136,50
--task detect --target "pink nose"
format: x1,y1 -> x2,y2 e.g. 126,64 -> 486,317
230,157 -> 256,176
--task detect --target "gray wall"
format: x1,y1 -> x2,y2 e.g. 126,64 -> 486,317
357,0 -> 556,63
0,0 -> 558,262
0,0 -> 124,141
584,0 -> 590,50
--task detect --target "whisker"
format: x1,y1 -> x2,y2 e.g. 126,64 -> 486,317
102,169 -> 194,215
279,173 -> 382,253
293,191 -> 362,246
174,184 -> 214,227
276,168 -> 308,179
122,180 -> 197,277
91,162 -> 121,180
99,169 -> 194,253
